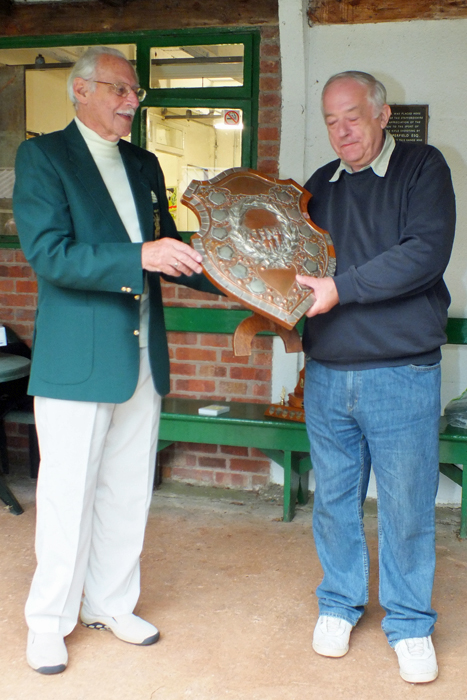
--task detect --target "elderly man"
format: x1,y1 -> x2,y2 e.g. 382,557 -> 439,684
296,71 -> 455,683
13,46 -> 219,675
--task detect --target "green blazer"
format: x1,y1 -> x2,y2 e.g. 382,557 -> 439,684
13,120 -> 217,402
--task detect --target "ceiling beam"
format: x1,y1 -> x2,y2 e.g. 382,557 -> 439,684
0,0 -> 278,38
308,0 -> 467,25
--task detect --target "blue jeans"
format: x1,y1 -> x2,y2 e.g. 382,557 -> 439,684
304,360 -> 440,646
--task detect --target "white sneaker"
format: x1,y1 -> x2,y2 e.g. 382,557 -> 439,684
312,615 -> 353,657
26,630 -> 68,674
394,636 -> 438,683
80,611 -> 160,646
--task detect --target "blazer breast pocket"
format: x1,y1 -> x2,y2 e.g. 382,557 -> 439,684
34,306 -> 94,385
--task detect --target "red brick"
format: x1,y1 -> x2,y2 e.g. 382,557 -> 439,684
175,347 -> 217,362
258,111 -> 281,127
260,76 -> 281,92
230,458 -> 270,474
176,287 -> 218,301
198,456 -> 226,469
229,367 -> 271,381
14,251 -> 28,263
175,379 -> 216,393
220,350 -> 250,365
16,279 -> 38,294
167,331 -> 198,345
0,279 -> 15,292
219,445 -> 249,457
259,93 -> 281,109
171,468 -> 215,484
261,26 -> 280,41
7,264 -> 36,279
0,250 -> 15,262
2,293 -> 37,308
198,364 -> 227,378
215,471 -> 249,489
251,352 -> 273,367
258,143 -> 280,159
260,43 -> 280,58
256,159 -> 279,175
180,442 -> 219,454
252,383 -> 271,398
218,381 -> 248,396
16,309 -> 36,321
170,363 -> 197,377
252,474 -> 269,488
258,126 -> 280,142
200,334 -> 230,348
260,59 -> 280,74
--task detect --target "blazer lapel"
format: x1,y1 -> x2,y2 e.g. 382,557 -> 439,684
63,121 -> 132,244
119,141 -> 154,243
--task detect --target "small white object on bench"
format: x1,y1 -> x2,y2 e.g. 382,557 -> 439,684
198,405 -> 230,416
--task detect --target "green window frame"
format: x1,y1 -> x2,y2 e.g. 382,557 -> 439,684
0,28 -> 260,249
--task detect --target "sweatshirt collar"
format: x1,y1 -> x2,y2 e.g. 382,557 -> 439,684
330,130 -> 396,181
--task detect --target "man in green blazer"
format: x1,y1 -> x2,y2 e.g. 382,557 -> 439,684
13,45 -> 219,675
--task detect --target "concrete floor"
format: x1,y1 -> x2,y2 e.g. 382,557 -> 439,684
1,468 -> 467,700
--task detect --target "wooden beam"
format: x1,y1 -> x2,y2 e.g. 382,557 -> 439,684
0,0 -> 278,38
308,0 -> 467,25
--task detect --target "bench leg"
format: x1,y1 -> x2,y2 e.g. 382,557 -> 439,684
0,418 -> 9,475
0,473 -> 24,515
461,465 -> 467,539
282,452 -> 301,522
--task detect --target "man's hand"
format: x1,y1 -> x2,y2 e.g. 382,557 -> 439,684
142,238 -> 203,277
296,275 -> 339,317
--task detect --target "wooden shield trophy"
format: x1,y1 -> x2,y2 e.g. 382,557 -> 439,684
182,167 -> 336,359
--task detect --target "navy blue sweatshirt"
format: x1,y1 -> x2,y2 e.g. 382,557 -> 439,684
302,141 -> 456,369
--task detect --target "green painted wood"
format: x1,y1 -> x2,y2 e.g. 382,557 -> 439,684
446,317 -> 467,345
159,397 -> 312,521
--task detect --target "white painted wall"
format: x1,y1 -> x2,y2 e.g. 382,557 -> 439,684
275,5 -> 466,504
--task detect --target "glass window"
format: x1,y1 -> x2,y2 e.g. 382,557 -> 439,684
150,44 -> 244,89
145,106 -> 243,231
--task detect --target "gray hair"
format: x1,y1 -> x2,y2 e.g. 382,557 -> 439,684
321,71 -> 387,118
67,46 -> 134,106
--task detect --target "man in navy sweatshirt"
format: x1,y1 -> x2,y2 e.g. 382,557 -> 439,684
296,71 -> 455,684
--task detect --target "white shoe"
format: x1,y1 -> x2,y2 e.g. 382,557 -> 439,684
26,630 -> 68,674
394,636 -> 438,683
312,615 -> 353,657
80,611 -> 160,646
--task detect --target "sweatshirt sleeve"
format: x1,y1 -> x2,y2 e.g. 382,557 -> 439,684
334,147 -> 456,306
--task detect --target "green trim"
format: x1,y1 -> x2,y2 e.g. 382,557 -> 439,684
0,236 -> 21,249
446,318 -> 467,345
164,306 -> 305,336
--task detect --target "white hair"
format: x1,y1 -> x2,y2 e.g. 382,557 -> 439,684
67,46 -> 134,106
322,70 -> 388,118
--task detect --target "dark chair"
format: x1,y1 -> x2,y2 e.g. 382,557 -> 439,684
0,325 -> 37,478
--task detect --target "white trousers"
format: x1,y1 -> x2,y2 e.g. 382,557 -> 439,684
25,349 -> 161,636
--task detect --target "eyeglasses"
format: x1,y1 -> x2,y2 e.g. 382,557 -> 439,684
93,80 -> 147,103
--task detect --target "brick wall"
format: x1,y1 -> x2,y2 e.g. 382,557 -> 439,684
0,25 -> 282,489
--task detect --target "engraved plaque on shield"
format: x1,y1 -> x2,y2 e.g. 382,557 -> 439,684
181,167 -> 336,331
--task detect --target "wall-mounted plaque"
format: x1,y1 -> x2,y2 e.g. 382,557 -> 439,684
181,167 -> 336,355
387,105 -> 428,144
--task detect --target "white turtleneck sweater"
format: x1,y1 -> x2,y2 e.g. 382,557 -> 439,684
75,117 -> 149,347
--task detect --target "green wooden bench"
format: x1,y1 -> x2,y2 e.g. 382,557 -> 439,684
158,397 -> 312,522
439,317 -> 467,539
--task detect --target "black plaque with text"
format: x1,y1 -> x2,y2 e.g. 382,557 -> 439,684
387,105 -> 428,144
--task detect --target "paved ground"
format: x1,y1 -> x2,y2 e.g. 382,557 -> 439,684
1,468 -> 467,700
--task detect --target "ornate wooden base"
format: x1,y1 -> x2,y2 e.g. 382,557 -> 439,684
233,313 -> 302,356
265,367 -> 305,423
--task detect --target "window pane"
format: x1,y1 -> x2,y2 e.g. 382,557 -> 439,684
145,106 -> 243,231
150,44 -> 244,89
